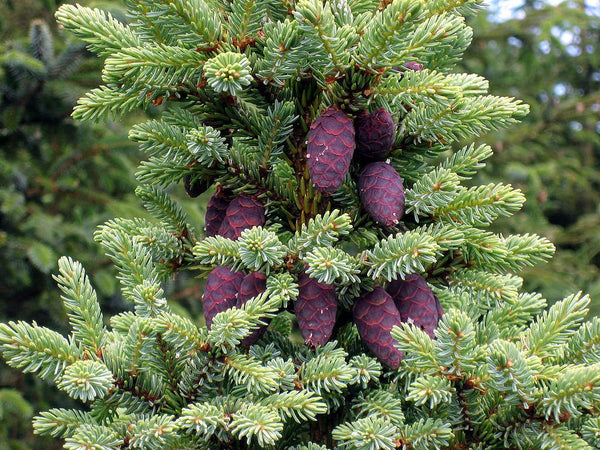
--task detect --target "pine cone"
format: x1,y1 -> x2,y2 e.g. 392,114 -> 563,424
355,108 -> 395,162
307,105 -> 355,194
358,161 -> 405,226
353,286 -> 404,369
218,194 -> 265,239
184,175 -> 211,198
387,273 -> 443,338
295,270 -> 338,349
402,61 -> 424,71
202,265 -> 244,328
237,271 -> 268,347
205,189 -> 231,237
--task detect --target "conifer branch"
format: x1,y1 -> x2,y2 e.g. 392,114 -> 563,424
294,0 -> 356,80
55,4 -> 141,57
176,402 -> 227,439
440,143 -> 493,179
54,257 -> 106,356
405,95 -> 529,144
407,375 -> 455,409
304,247 -> 361,285
348,355 -> 382,388
238,227 -> 287,272
261,391 -> 328,422
361,230 -> 439,281
72,85 -> 152,122
333,416 -> 398,450
354,390 -> 405,425
135,185 -> 192,236
399,418 -> 454,450
435,309 -> 479,378
94,221 -> 169,316
33,409 -> 98,439
524,292 -> 590,361
193,236 -> 242,266
0,322 -> 80,382
57,360 -> 114,402
64,424 -> 122,449
487,339 -> 537,407
540,363 -> 600,421
6,1 -> 599,448
299,344 -> 354,396
102,44 -> 208,86
230,403 -> 284,446
167,0 -> 223,47
434,183 -> 525,226
225,353 -> 280,394
256,20 -> 304,87
289,210 -> 353,257
563,317 -> 600,365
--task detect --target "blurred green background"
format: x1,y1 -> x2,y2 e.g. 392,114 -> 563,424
0,0 -> 598,447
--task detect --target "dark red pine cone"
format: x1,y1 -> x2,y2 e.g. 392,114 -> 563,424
218,194 -> 265,240
402,61 -> 424,71
354,108 -> 395,162
236,272 -> 268,347
386,273 -> 443,338
295,270 -> 338,349
358,161 -> 405,226
184,175 -> 211,198
353,286 -> 404,369
205,189 -> 231,237
307,105 -> 355,194
202,265 -> 244,328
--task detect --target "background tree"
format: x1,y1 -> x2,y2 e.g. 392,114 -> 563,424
460,0 -> 600,311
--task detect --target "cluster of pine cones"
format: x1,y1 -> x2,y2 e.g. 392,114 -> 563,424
188,102 -> 443,369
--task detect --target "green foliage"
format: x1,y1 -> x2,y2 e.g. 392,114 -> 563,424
461,2 -> 600,310
1,0 -> 599,448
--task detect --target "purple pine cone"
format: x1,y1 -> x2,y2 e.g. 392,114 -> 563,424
202,265 -> 244,328
205,189 -> 231,237
307,105 -> 355,194
237,272 -> 268,347
354,286 -> 404,369
355,108 -> 395,162
218,194 -> 265,240
295,270 -> 338,349
358,162 -> 405,226
386,273 -> 443,338
402,61 -> 424,71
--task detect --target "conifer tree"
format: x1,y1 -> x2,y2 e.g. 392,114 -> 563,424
1,0 -> 600,448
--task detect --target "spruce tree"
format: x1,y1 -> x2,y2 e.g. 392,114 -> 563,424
1,0 -> 600,448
